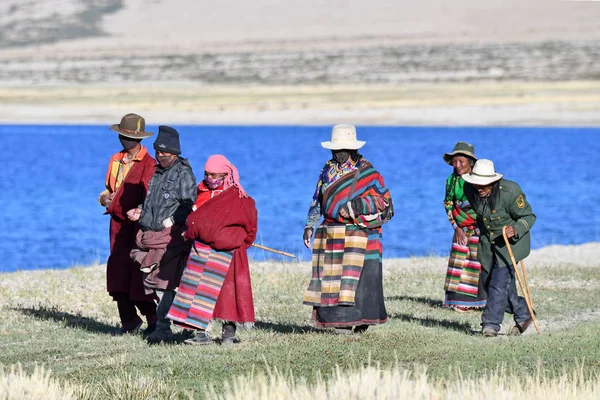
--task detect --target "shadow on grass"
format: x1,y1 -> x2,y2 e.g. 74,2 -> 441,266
14,306 -> 116,334
254,320 -> 322,334
385,295 -> 444,309
389,312 -> 475,334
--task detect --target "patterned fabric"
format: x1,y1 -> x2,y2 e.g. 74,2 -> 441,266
444,229 -> 482,298
305,157 -> 363,229
167,241 -> 233,330
304,223 -> 382,306
444,173 -> 477,229
321,162 -> 392,229
443,173 -> 484,302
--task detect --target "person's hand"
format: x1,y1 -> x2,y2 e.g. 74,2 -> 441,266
339,206 -> 350,219
127,208 -> 142,221
504,225 -> 517,239
453,226 -> 467,246
100,192 -> 115,207
303,227 -> 313,249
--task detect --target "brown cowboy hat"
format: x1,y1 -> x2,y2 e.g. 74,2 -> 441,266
443,141 -> 477,165
110,113 -> 153,139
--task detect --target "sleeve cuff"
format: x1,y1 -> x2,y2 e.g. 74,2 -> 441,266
514,220 -> 529,238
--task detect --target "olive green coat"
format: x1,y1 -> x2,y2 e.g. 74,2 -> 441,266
464,179 -> 536,272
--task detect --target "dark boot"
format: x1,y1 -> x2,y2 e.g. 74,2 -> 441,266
222,322 -> 237,345
354,324 -> 369,334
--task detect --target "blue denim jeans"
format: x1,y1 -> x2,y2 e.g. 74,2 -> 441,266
480,258 -> 531,332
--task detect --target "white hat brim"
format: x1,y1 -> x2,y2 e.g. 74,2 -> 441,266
462,172 -> 503,186
321,140 -> 366,150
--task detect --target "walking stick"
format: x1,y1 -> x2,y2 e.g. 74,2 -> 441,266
252,243 -> 296,258
502,226 -> 540,334
520,260 -> 534,309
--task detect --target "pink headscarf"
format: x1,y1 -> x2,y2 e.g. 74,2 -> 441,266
204,154 -> 247,198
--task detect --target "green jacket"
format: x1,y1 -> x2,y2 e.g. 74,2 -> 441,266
464,179 -> 536,271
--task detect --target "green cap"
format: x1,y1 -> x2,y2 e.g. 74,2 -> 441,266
443,142 -> 476,165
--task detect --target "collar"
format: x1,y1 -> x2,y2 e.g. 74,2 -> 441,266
116,145 -> 147,163
198,180 -> 225,192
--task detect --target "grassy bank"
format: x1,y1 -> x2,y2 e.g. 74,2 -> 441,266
1,243 -> 599,399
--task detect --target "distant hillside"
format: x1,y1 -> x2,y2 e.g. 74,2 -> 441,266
0,0 -> 122,48
1,0 -> 600,58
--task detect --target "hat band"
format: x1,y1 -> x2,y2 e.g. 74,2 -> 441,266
119,126 -> 144,134
472,171 -> 497,178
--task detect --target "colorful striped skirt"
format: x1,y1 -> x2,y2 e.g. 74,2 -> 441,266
443,230 -> 487,309
167,241 -> 233,330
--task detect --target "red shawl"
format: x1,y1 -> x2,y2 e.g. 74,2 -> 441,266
105,153 -> 156,301
185,186 -> 257,323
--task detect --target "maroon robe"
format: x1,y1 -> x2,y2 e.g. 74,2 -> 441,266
105,153 -> 156,302
184,186 -> 257,323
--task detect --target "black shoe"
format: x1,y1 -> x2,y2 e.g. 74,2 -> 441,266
112,321 -> 142,336
184,331 -> 212,345
142,323 -> 157,337
146,328 -> 174,344
354,324 -> 369,334
181,329 -> 195,339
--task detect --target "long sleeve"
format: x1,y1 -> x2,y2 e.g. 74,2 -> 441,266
444,174 -> 458,229
305,166 -> 326,230
350,188 -> 390,216
508,184 -> 536,239
347,168 -> 393,229
244,199 -> 258,249
173,168 -> 197,225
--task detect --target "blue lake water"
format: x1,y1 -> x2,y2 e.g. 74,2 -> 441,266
0,125 -> 598,273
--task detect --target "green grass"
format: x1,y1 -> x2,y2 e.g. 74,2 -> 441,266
1,247 -> 600,398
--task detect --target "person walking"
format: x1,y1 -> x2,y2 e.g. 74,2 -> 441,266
168,155 -> 258,345
303,124 -> 393,334
128,125 -> 197,343
99,113 -> 158,335
462,159 -> 536,337
442,142 -> 487,311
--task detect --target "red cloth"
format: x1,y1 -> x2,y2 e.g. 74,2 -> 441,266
105,152 -> 156,301
193,181 -> 224,210
185,186 -> 258,323
133,224 -> 189,294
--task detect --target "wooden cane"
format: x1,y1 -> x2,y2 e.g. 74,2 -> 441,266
520,260 -> 534,309
502,226 -> 540,334
252,243 -> 296,258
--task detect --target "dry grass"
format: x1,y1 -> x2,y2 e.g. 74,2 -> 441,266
1,243 -> 600,399
208,364 -> 600,400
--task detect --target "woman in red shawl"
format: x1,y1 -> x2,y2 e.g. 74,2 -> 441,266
167,155 -> 257,345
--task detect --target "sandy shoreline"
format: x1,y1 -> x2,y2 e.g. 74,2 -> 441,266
1,81 -> 599,125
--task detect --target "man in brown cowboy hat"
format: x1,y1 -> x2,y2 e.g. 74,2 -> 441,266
99,113 -> 158,335
462,159 -> 536,337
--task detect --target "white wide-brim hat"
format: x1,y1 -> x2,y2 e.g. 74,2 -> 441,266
321,124 -> 366,150
462,159 -> 504,186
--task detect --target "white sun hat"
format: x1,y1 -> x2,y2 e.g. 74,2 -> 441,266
321,124 -> 366,150
462,159 -> 504,186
